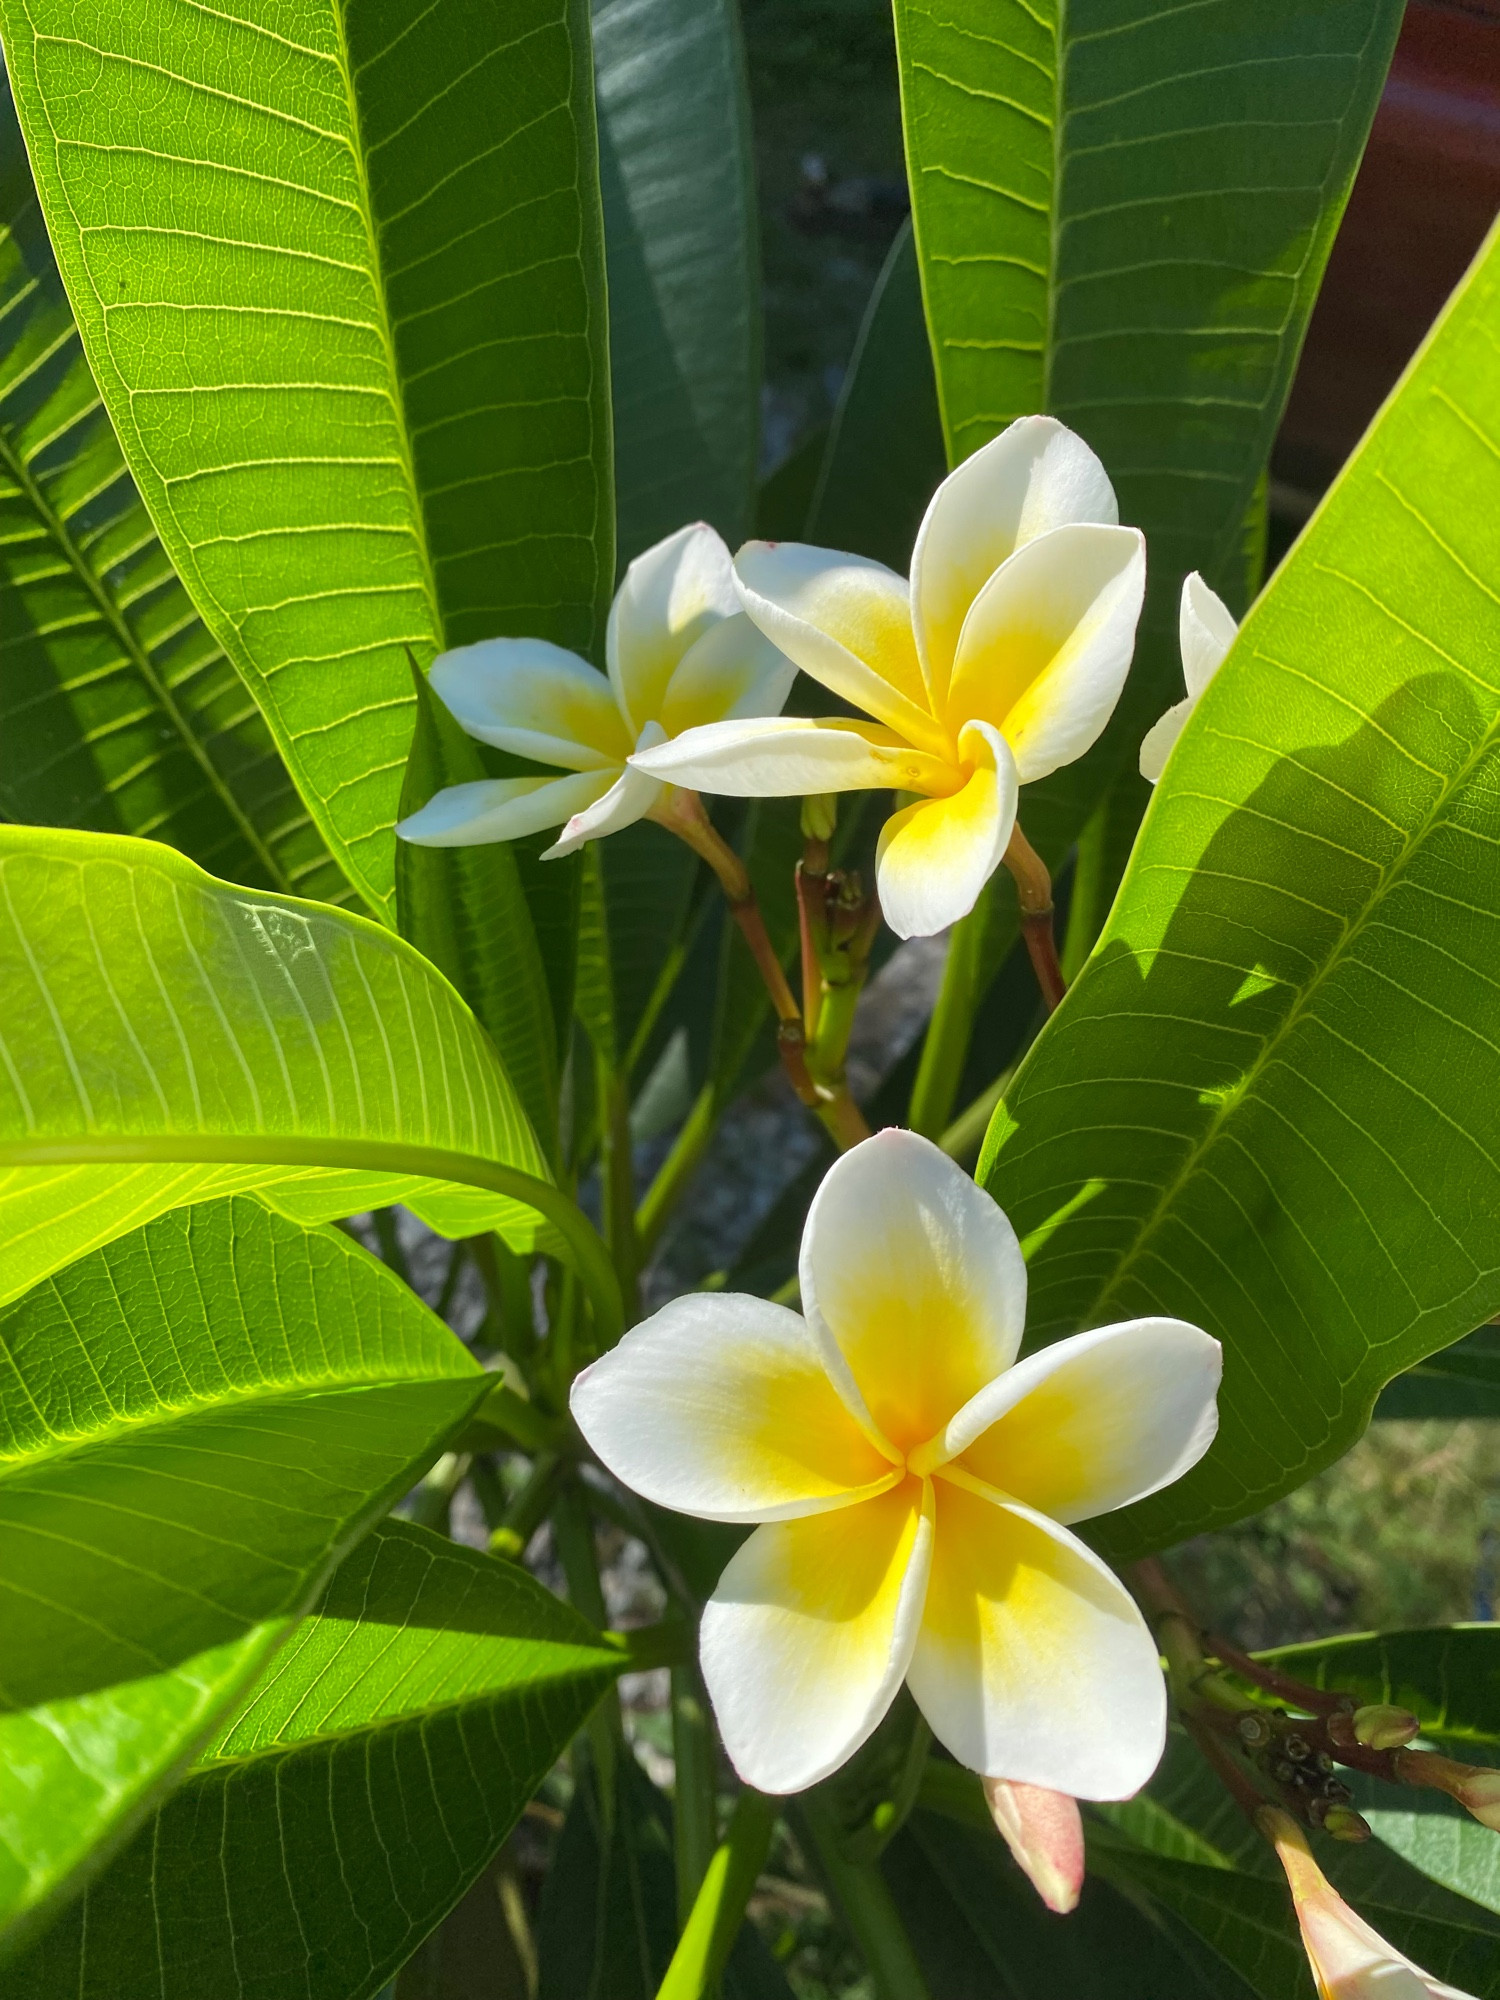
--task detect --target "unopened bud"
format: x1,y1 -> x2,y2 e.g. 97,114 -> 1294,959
983,1778 -> 1084,1915
1322,1806 -> 1372,1843
1396,1750 -> 1500,1832
1351,1703 -> 1421,1751
800,793 -> 838,842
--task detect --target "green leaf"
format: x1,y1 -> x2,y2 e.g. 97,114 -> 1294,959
883,1807 -> 1256,1999
3,1517 -> 620,1999
0,1197 -> 486,1956
0,823 -> 607,1312
1375,1325 -> 1500,1419
594,0 -> 759,567
1264,1626 -> 1500,1756
1097,1731 -> 1500,1999
396,663 -> 560,1160
981,223 -> 1500,1555
536,1751 -> 789,2000
0,69 -> 347,908
894,0 -> 1401,612
804,220 -> 946,574
0,0 -> 613,921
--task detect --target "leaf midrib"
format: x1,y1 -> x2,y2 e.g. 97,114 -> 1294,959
0,420 -> 290,891
0,1369 -> 481,1477
1077,679 -> 1500,1333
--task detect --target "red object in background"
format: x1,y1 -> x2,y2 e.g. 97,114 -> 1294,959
1275,0 -> 1500,498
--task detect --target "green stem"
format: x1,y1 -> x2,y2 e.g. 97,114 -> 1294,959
472,1378 -> 567,1456
796,1798 -> 931,2000
488,1451 -> 563,1560
637,1082 -> 718,1253
908,894 -> 1004,1140
552,1477 -> 621,1786
409,1451 -> 469,1534
671,1662 -> 720,1928
657,1788 -> 777,2000
469,1231 -> 536,1355
598,1056 -> 642,1324
2,1134 -> 625,1353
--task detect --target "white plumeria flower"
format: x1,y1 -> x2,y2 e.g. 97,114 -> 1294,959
571,1130 -> 1220,1797
396,523 -> 794,858
1138,571 -> 1238,783
628,417 -> 1146,938
1264,1808 -> 1477,2000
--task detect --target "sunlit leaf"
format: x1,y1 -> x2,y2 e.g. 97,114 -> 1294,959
0,1198 -> 485,1956
982,224 -> 1500,1554
0,0 -> 613,919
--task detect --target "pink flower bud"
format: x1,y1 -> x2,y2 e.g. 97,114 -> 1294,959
1396,1752 -> 1500,1832
982,1778 -> 1084,1915
1260,1806 -> 1477,1999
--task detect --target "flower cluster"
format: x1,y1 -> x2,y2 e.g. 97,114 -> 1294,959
398,415 -> 1234,935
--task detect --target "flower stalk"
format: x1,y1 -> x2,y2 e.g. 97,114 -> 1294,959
1002,820 -> 1066,1013
656,1786 -> 778,2000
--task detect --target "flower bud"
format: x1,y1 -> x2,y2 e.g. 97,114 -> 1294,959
1351,1703 -> 1420,1751
983,1778 -> 1084,1915
1259,1805 -> 1477,1999
1412,1753 -> 1500,1831
800,793 -> 838,842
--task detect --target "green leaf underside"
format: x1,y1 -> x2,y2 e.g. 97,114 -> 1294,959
983,222 -> 1500,1556
594,0 -> 758,568
1095,1730 -> 1500,1999
0,0 -> 612,921
0,825 -> 557,1310
2,1517 -> 618,1999
0,1197 -> 485,1954
0,74 -> 349,907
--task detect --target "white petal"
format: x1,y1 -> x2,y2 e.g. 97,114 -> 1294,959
630,715 -> 954,798
908,1478 -> 1165,1798
734,542 -> 948,755
874,720 -> 1017,938
700,1477 -> 933,1792
542,726 -> 665,856
799,1129 -> 1028,1456
946,523 -> 1146,784
1180,570 -> 1238,700
609,522 -> 740,735
1139,697 -> 1193,783
571,1292 -> 896,1523
396,771 -> 613,847
658,612 -> 797,736
912,416 -> 1118,704
913,1317 -> 1221,1524
430,639 -> 631,771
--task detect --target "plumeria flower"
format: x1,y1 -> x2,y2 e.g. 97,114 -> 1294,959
571,1130 -> 1220,1796
1138,571 -> 1238,783
396,524 -> 793,858
983,1779 -> 1085,1914
628,416 -> 1146,938
1262,1807 -> 1477,1999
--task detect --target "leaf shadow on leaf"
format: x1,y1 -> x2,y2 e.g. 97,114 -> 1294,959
985,668 -> 1500,1558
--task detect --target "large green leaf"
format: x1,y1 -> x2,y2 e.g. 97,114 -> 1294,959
1096,1730 -> 1500,1999
894,0 -> 1400,611
0,1197 -> 486,1956
883,1807 -> 1255,1998
1375,1325 -> 1500,1419
0,0 -> 613,921
981,223 -> 1500,1555
4,1516 -> 619,1999
594,0 -> 759,567
0,825 -> 622,1316
0,71 -> 347,907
